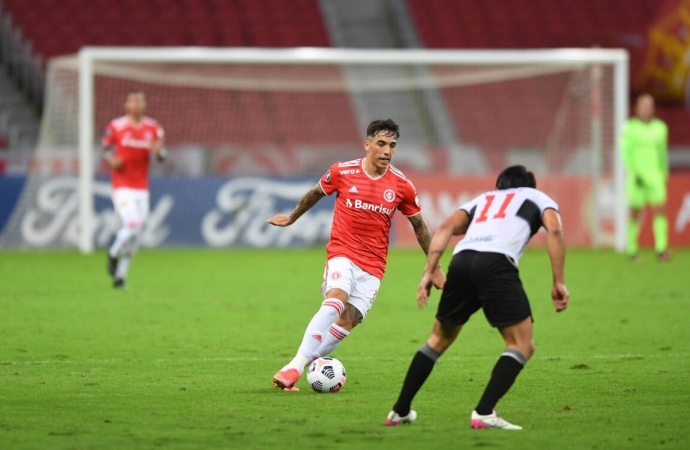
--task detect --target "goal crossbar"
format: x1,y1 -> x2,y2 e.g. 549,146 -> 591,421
77,46 -> 629,253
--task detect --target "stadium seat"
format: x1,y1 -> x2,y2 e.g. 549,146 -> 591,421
403,0 -> 685,166
1,0 -> 357,149
3,0 -> 332,57
3,0 -> 685,153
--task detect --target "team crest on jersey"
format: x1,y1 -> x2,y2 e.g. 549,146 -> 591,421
383,189 -> 396,202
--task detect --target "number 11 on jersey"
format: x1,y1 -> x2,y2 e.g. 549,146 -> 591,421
475,193 -> 516,223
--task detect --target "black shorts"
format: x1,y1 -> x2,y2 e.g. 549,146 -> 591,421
436,250 -> 532,328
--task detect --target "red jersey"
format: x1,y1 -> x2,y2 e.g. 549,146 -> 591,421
102,115 -> 164,189
319,158 -> 421,279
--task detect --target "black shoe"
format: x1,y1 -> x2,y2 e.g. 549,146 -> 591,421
113,278 -> 128,289
108,254 -> 118,277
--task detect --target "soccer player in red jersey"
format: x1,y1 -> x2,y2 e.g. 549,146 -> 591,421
102,90 -> 166,288
267,119 -> 446,391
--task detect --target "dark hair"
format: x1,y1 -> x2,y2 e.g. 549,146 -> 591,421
126,89 -> 145,100
495,165 -> 536,190
366,119 -> 400,139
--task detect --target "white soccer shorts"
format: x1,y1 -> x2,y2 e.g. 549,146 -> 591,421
321,257 -> 380,320
112,188 -> 149,229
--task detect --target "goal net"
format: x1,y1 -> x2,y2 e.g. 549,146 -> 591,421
0,47 -> 628,252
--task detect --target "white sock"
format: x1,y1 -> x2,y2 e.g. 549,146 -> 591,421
115,256 -> 131,280
114,230 -> 140,280
314,323 -> 349,358
109,227 -> 135,257
282,298 -> 345,373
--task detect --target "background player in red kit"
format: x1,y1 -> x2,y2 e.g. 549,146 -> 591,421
267,119 -> 446,391
102,89 -> 166,288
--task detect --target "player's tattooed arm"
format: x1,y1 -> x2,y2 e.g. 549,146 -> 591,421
408,214 -> 434,255
410,214 -> 447,292
267,183 -> 326,227
290,184 -> 326,222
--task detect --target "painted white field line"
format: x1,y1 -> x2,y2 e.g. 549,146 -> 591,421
0,353 -> 686,366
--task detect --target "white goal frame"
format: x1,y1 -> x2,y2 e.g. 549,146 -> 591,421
77,46 -> 629,253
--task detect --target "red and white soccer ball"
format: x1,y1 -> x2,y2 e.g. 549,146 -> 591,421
307,357 -> 347,393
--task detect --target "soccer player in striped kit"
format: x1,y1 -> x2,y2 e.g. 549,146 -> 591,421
267,119 -> 445,391
386,165 -> 569,430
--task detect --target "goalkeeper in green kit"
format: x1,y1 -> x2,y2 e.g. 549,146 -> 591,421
622,94 -> 671,261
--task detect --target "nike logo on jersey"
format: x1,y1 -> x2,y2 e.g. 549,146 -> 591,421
349,186 -> 358,193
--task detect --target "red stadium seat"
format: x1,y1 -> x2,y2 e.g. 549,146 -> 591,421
4,0 -> 683,151
405,0 -> 687,157
2,0 -> 355,149
3,0 -> 332,57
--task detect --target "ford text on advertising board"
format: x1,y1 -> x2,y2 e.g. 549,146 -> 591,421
0,176 -> 335,248
2,174 -> 690,249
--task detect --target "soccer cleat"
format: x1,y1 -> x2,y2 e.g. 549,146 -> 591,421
470,410 -> 522,430
385,410 -> 417,426
272,368 -> 301,391
108,254 -> 118,277
657,251 -> 672,262
113,278 -> 128,289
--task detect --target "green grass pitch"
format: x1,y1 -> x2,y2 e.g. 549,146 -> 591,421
1,248 -> 688,449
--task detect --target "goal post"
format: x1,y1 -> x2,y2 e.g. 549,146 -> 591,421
71,47 -> 628,253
